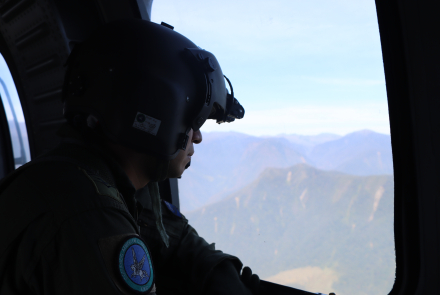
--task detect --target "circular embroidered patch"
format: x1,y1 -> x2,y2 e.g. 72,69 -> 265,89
118,236 -> 154,293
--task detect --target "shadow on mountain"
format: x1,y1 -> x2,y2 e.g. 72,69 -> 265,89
179,133 -> 311,211
186,163 -> 395,295
179,130 -> 393,212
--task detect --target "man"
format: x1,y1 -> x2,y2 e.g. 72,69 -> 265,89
0,19 -> 259,294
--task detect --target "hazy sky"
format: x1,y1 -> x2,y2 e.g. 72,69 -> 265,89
0,55 -> 21,122
152,0 -> 390,136
0,0 -> 390,137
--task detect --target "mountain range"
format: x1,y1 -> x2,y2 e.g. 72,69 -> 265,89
186,163 -> 395,295
179,129 -> 393,212
7,122 -> 395,294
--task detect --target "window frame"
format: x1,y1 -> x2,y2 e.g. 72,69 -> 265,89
1,0 -> 438,293
376,0 -> 440,294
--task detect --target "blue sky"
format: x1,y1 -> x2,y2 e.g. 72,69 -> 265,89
151,0 -> 390,136
0,0 -> 389,137
0,54 -> 31,163
0,55 -> 22,122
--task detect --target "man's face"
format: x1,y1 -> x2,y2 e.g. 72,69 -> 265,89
167,129 -> 202,178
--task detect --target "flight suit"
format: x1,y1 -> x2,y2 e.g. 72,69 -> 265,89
136,186 -> 244,295
0,123 -> 243,295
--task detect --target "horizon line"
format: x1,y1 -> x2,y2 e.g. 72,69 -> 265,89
201,128 -> 391,137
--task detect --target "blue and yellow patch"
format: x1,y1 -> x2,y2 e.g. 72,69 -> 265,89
118,236 -> 154,293
163,200 -> 182,218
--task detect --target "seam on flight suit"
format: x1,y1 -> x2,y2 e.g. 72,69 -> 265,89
23,206 -> 138,284
15,161 -> 136,239
77,166 -> 123,204
0,128 -> 146,293
22,211 -> 141,295
17,162 -> 129,216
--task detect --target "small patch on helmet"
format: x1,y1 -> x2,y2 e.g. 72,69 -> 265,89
163,200 -> 182,218
118,236 -> 154,293
132,112 -> 161,136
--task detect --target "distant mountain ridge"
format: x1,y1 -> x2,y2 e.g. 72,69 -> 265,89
179,129 -> 393,212
308,130 -> 393,175
186,163 -> 395,295
180,135 -> 309,211
271,133 -> 342,151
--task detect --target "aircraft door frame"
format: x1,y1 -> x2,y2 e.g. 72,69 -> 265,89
376,0 -> 440,294
3,0 -> 435,294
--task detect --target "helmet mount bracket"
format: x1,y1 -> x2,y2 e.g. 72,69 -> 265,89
184,48 -> 245,130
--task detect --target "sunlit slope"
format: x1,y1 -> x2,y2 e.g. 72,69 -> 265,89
186,163 -> 395,295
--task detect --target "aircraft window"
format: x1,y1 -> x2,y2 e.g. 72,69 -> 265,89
0,54 -> 30,169
153,1 -> 394,295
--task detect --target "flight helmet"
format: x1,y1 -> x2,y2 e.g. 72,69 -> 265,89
62,19 -> 244,161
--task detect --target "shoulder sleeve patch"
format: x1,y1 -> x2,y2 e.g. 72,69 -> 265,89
162,200 -> 182,218
79,167 -> 123,204
118,236 -> 155,293
99,234 -> 156,294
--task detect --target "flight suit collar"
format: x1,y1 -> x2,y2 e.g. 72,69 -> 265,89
54,123 -> 139,217
135,183 -> 170,248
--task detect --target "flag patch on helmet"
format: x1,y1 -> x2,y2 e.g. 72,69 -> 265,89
132,112 -> 161,136
118,236 -> 154,293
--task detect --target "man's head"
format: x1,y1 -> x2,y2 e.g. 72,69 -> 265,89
62,19 -> 244,182
102,128 -> 202,190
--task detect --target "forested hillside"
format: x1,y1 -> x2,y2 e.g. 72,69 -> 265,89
186,164 -> 395,295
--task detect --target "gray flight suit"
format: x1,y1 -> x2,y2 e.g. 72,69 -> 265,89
0,123 -> 242,295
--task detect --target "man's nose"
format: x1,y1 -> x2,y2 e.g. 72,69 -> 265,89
192,130 -> 202,144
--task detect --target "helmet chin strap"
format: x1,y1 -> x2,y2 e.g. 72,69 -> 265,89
148,158 -> 170,182
75,114 -> 170,183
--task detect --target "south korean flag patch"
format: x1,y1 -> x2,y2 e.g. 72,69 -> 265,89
118,236 -> 154,293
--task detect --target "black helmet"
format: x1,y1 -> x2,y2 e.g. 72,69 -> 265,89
62,19 -> 244,160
